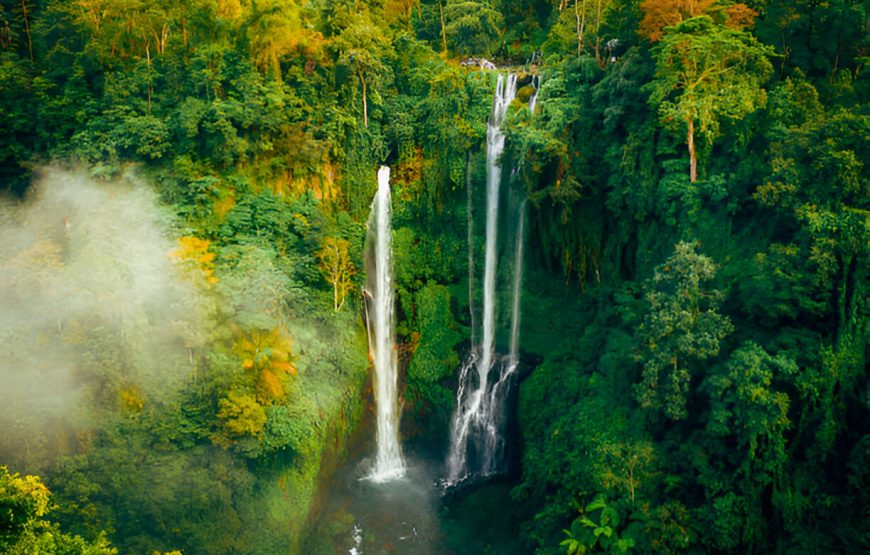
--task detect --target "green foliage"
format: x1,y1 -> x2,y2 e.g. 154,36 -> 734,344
261,403 -> 319,460
561,495 -> 636,554
0,467 -> 115,554
0,51 -> 37,185
705,342 -> 792,476
0,0 -> 866,553
405,283 -> 464,415
647,16 -> 774,180
635,241 -> 733,419
443,1 -> 504,57
217,389 -> 267,439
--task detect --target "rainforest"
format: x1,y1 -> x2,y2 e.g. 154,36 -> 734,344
0,1 -> 866,554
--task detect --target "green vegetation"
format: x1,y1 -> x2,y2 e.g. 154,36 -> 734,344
0,466 -> 115,554
0,0 -> 866,554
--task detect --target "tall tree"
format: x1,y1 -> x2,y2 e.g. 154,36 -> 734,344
638,0 -> 757,42
647,16 -> 773,182
317,236 -> 355,311
333,11 -> 390,127
636,241 -> 733,419
244,0 -> 323,83
442,0 -> 503,57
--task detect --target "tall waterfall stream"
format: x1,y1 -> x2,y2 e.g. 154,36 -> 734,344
364,166 -> 406,482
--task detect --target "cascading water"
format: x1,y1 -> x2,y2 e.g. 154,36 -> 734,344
348,523 -> 363,555
445,73 -> 527,484
364,165 -> 405,482
479,73 -> 517,394
529,75 -> 540,114
508,200 -> 527,366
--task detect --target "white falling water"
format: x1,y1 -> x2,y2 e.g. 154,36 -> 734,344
364,166 -> 405,482
480,73 -> 517,383
529,75 -> 540,114
509,201 -> 527,366
348,523 -> 363,555
446,74 -> 519,484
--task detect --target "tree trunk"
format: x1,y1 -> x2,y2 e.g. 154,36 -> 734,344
439,0 -> 448,56
145,41 -> 153,114
155,24 -> 168,54
272,50 -> 282,84
576,0 -> 587,56
594,0 -> 604,66
359,70 -> 368,128
21,0 -> 33,61
687,117 -> 697,182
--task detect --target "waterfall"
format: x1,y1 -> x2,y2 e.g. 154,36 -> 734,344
364,166 -> 405,482
509,200 -> 526,365
478,197 -> 526,477
445,74 -> 522,484
529,75 -> 540,114
348,523 -> 363,555
479,73 -> 516,384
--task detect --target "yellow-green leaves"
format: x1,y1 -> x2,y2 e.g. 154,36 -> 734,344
317,236 -> 355,311
648,16 -> 773,181
217,389 -> 267,438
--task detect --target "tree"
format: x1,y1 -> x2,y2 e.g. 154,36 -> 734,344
170,236 -> 219,285
333,12 -> 390,128
647,16 -> 773,182
234,325 -> 297,402
563,0 -> 617,63
560,494 -> 636,554
594,439 -> 656,503
442,0 -> 503,57
636,241 -> 733,419
244,0 -> 323,83
639,0 -> 714,42
0,467 -> 115,554
384,0 -> 419,30
638,0 -> 757,43
216,389 -> 267,438
317,236 -> 355,311
705,342 -> 792,484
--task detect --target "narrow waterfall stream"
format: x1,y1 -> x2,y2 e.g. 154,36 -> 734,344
445,73 -> 531,484
480,73 -> 517,394
364,166 -> 405,482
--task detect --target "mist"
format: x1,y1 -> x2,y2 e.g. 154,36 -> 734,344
0,166 -> 207,470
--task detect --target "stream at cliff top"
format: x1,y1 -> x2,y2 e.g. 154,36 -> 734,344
306,444 -> 525,555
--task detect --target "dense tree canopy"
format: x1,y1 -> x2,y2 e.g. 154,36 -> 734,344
0,0 -> 865,553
